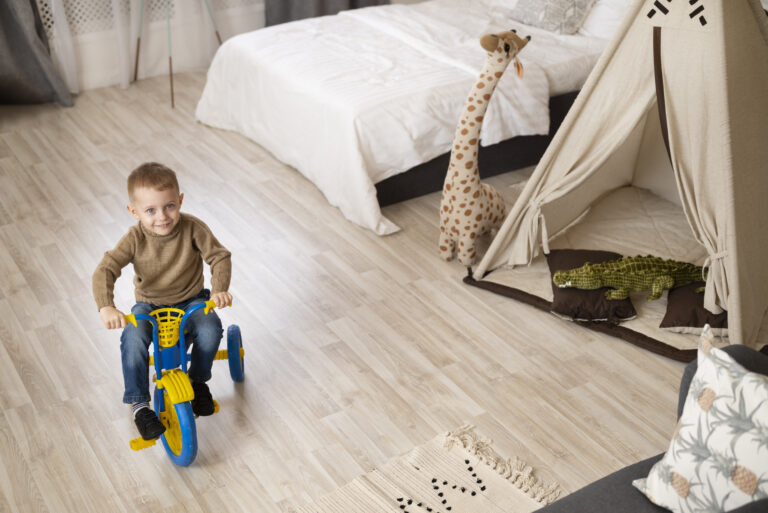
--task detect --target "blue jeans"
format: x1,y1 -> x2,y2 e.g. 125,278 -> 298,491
120,289 -> 223,403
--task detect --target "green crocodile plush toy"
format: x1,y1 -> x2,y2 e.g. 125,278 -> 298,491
552,255 -> 706,301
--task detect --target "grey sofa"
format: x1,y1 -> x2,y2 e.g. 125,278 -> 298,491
535,344 -> 768,513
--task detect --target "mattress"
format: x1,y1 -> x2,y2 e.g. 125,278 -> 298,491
196,0 -> 607,235
474,186 -> 720,356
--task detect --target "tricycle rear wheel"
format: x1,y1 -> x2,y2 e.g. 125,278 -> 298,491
227,325 -> 244,382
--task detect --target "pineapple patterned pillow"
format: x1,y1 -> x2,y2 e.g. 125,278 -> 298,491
633,327 -> 768,512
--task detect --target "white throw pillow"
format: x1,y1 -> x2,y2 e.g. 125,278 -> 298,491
633,328 -> 768,512
509,0 -> 597,34
578,0 -> 632,39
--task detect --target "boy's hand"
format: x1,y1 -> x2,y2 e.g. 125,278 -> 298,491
211,291 -> 233,309
100,306 -> 127,330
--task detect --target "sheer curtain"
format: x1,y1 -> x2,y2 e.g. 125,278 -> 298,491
37,0 -> 264,93
1,0 -> 73,105
265,0 -> 389,26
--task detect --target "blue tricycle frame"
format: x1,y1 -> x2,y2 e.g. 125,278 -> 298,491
126,300 -> 244,466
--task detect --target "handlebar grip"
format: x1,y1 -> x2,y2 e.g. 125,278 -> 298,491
203,298 -> 233,315
125,314 -> 137,327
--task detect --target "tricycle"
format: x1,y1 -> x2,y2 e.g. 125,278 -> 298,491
125,299 -> 244,466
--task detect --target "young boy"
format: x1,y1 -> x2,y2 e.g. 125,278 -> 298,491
93,162 -> 232,440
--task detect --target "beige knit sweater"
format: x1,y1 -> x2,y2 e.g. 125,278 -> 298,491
92,213 -> 231,310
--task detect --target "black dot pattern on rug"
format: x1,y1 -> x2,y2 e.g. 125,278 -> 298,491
396,496 -> 441,513
465,460 -> 487,492
393,458 -> 487,513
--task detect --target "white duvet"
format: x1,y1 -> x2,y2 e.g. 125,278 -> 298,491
196,0 -> 607,234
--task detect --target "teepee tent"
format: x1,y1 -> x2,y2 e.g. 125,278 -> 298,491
472,0 -> 768,351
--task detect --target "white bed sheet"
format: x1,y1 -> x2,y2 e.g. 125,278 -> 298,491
343,0 -> 607,96
196,0 -> 607,234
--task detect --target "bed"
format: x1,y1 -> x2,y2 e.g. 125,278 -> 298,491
196,0 -> 615,234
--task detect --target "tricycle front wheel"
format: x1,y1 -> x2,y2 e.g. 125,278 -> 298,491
155,387 -> 197,466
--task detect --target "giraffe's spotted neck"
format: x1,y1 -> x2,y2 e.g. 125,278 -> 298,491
449,51 -> 517,183
457,59 -> 509,142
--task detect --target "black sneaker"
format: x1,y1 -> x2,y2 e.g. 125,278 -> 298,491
134,407 -> 166,440
191,381 -> 215,416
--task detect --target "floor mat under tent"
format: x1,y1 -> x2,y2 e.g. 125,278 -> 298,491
465,186 -> 722,362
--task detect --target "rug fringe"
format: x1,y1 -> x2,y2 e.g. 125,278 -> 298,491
444,425 -> 562,505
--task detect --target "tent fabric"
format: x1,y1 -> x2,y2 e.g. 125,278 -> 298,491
474,0 -> 768,350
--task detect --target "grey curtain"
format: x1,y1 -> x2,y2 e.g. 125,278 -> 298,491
0,0 -> 73,106
266,0 -> 390,26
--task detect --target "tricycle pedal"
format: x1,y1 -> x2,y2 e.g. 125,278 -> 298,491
130,436 -> 158,451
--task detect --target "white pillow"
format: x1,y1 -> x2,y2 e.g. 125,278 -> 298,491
509,0 -> 597,35
633,327 -> 768,513
578,0 -> 632,39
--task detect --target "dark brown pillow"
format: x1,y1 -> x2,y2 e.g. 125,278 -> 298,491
660,281 -> 728,335
546,249 -> 636,323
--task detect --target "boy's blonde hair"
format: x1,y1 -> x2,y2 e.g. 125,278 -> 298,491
127,162 -> 179,202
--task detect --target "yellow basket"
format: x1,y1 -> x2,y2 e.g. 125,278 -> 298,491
149,307 -> 186,348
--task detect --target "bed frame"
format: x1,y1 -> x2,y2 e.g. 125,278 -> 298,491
375,91 -> 579,206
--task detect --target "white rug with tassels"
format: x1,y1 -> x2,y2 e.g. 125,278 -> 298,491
293,426 -> 561,513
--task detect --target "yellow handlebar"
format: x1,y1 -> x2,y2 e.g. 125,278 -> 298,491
122,299 -> 232,325
203,299 -> 232,315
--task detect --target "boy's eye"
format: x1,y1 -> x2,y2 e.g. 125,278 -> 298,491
146,208 -> 155,214
165,204 -> 175,210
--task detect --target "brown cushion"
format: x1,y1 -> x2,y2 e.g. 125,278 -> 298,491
546,249 -> 636,323
660,281 -> 728,335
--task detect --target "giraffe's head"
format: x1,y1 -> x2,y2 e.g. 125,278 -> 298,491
479,30 -> 530,77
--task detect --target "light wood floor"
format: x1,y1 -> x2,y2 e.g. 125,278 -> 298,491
0,74 -> 686,512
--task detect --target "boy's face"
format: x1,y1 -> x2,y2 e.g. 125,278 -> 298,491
127,186 -> 184,236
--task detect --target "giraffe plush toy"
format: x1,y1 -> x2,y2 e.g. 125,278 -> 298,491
439,30 -> 530,266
